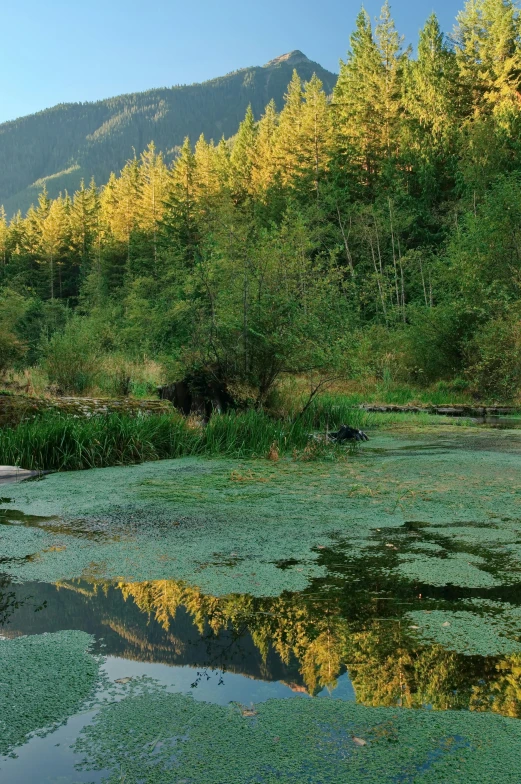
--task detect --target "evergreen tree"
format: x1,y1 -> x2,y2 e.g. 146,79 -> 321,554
0,207 -> 8,268
454,0 -> 521,118
70,179 -> 99,275
230,105 -> 258,202
402,14 -> 460,200
40,196 -> 68,300
375,0 -> 407,162
404,14 -> 459,138
138,142 -> 169,268
332,9 -> 385,186
298,74 -> 332,199
274,70 -> 304,186
162,137 -> 199,262
251,99 -> 279,195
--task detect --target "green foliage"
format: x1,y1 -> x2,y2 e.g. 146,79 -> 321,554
0,288 -> 32,374
3,2 -> 521,400
41,318 -> 101,394
465,314 -> 521,399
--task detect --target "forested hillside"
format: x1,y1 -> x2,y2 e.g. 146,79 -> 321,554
2,0 -> 521,403
0,51 -> 336,217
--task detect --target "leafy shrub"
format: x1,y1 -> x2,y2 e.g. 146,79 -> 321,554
465,316 -> 521,400
42,319 -> 100,394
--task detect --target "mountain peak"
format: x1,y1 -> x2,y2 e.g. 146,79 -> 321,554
263,51 -> 310,68
0,52 -> 337,216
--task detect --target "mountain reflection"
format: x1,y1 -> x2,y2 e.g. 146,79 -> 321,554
1,574 -> 520,717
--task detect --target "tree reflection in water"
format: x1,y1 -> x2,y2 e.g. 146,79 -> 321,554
4,564 -> 519,718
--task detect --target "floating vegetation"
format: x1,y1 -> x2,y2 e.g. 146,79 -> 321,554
0,630 -> 101,757
396,553 -> 503,588
407,602 -> 521,657
73,682 -> 521,784
1,428 -> 521,782
1,431 -> 521,595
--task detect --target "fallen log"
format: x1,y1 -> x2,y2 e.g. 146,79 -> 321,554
0,394 -> 173,429
0,465 -> 43,484
359,403 -> 520,417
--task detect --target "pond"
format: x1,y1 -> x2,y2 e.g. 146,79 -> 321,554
1,427 -> 521,783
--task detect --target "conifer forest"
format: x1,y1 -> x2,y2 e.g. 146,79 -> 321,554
3,0 -> 521,402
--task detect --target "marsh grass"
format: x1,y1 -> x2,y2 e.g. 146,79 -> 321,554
0,399 -> 468,472
0,405 -> 358,471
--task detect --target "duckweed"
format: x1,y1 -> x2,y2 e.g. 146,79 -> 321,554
0,630 -> 101,757
74,682 -> 521,783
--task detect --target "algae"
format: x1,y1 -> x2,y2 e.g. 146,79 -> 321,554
73,682 -> 521,783
0,630 -> 101,757
396,552 -> 502,588
407,601 -> 521,657
2,432 -> 521,596
2,429 -> 521,782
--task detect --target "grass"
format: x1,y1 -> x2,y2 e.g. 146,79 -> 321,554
0,395 -> 473,472
275,377 -> 488,411
0,409 -> 336,471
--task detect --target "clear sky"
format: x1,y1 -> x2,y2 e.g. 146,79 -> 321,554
1,0 -> 460,124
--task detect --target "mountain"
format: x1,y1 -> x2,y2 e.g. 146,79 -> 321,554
0,51 -> 337,217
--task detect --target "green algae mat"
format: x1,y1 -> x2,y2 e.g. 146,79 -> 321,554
1,427 -> 521,782
2,430 -> 521,595
0,630 -> 102,757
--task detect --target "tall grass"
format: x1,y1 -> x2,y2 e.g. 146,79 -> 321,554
0,409 -> 334,471
0,396 -> 466,472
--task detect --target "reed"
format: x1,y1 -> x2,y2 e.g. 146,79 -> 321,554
0,400 -> 461,472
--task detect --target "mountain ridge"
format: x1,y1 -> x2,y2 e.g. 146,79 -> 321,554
0,51 -> 337,217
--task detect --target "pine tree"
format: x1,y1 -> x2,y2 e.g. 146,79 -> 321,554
112,156 -> 142,264
332,9 -> 385,184
274,70 -> 304,185
375,1 -> 407,159
251,99 -> 279,195
454,0 -> 521,118
40,196 -> 68,300
0,207 -> 8,268
194,134 -> 221,197
139,142 -> 169,267
298,74 -> 332,198
230,105 -> 257,202
404,14 -> 459,137
401,14 -> 460,200
162,137 -> 199,261
70,179 -> 99,268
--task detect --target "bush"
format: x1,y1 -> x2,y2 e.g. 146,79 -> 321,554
465,316 -> 521,401
0,329 -> 25,376
402,305 -> 473,385
42,319 -> 100,394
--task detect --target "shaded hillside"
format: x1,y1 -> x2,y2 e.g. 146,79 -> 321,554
0,51 -> 336,216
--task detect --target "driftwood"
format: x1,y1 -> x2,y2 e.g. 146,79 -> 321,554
0,465 -> 43,484
329,425 -> 369,442
359,404 -> 519,418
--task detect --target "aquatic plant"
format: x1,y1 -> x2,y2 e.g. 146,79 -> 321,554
0,395 -> 467,472
0,407 -> 356,471
0,630 -> 102,756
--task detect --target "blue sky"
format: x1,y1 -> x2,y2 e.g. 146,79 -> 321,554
1,0 -> 460,124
